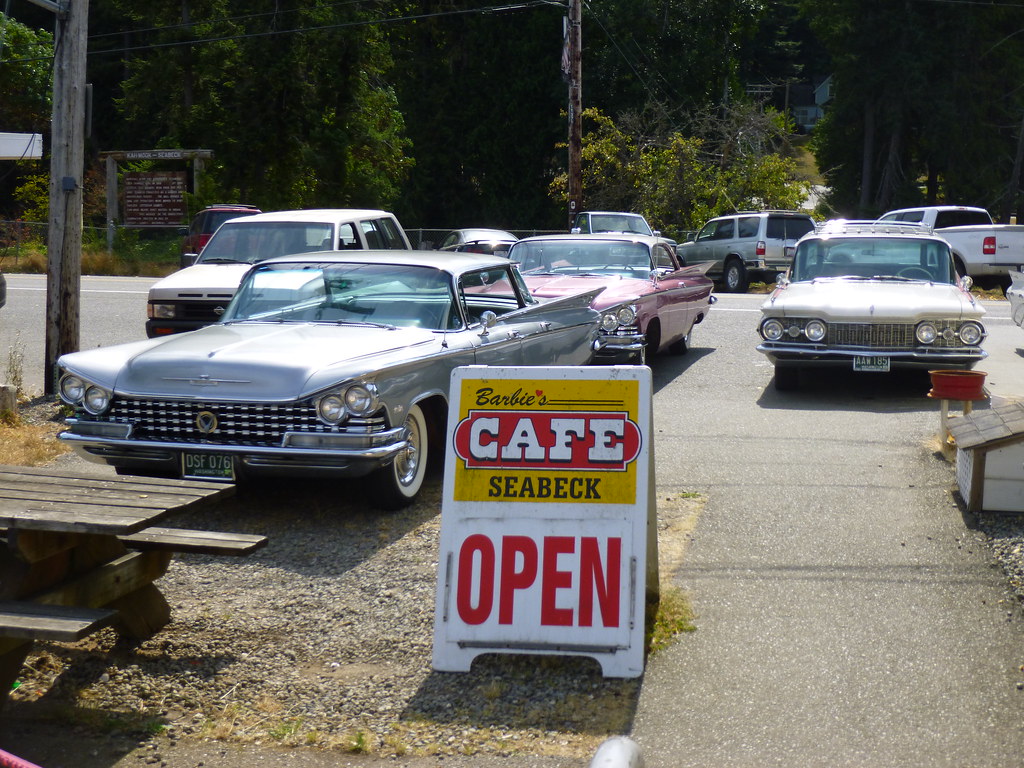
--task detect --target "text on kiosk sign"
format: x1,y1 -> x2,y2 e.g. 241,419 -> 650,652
451,379 -> 643,504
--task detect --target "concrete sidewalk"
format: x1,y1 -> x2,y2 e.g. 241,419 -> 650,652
631,310 -> 1024,766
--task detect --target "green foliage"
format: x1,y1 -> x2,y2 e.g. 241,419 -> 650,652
550,105 -> 809,238
0,14 -> 52,132
12,173 -> 48,222
799,0 -> 1024,218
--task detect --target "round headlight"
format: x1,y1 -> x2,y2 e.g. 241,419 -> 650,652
59,374 -> 87,404
83,385 -> 111,415
916,322 -> 937,344
344,384 -> 379,416
761,318 -> 785,341
959,322 -> 984,345
317,394 -> 347,424
804,319 -> 827,342
615,305 -> 637,326
600,312 -> 620,332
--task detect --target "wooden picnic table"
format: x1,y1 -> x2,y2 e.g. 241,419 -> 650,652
0,464 -> 265,708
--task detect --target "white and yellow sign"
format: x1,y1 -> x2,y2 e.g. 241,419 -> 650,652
432,366 -> 655,678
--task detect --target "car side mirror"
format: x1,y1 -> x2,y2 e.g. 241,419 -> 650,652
180,252 -> 200,269
570,227 -> 582,234
776,273 -> 790,288
960,275 -> 974,291
177,226 -> 188,236
478,310 -> 498,335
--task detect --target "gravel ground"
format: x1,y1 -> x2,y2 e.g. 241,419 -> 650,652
3,397 -> 1023,768
2,398 -> 701,767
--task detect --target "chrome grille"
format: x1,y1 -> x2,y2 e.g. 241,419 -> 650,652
822,321 -> 973,349
86,398 -> 388,447
829,323 -> 915,348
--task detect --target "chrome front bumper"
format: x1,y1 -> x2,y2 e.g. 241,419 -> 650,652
756,342 -> 988,369
59,422 -> 409,479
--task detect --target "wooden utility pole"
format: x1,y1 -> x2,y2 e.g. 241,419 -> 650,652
567,0 -> 582,230
39,0 -> 89,394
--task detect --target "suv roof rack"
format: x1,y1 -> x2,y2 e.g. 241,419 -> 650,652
730,209 -> 809,216
816,219 -> 935,235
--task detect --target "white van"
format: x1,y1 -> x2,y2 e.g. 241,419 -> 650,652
146,209 -> 411,337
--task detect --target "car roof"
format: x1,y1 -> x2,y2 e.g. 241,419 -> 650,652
511,233 -> 662,246
223,208 -> 394,224
449,228 -> 517,240
580,211 -> 646,217
258,249 -> 514,275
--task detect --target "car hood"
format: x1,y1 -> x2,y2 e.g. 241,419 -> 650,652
761,279 -> 985,321
59,323 -> 440,401
524,275 -> 647,309
148,263 -> 253,299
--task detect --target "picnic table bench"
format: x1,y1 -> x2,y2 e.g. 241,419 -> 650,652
0,464 -> 266,708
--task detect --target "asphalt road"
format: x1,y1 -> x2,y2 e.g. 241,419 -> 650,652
2,277 -> 1024,766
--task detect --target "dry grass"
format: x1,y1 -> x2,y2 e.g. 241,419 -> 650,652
3,244 -> 178,278
0,401 -> 70,465
0,418 -> 68,465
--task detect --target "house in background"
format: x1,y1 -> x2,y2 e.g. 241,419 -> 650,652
789,76 -> 833,133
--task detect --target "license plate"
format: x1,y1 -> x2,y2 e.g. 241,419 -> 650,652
853,355 -> 890,372
182,452 -> 235,481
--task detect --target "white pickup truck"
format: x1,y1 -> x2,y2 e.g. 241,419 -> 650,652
146,208 -> 411,338
878,205 -> 1024,285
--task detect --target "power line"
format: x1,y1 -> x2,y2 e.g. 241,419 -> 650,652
1,1 -> 564,64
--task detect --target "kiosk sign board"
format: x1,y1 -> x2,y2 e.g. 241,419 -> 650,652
432,365 -> 654,678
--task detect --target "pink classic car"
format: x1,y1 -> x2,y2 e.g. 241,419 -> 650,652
506,233 -> 716,363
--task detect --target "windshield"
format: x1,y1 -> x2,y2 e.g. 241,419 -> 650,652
587,214 -> 652,235
510,240 -> 653,279
198,221 -> 334,264
790,237 -> 954,284
222,262 -> 459,330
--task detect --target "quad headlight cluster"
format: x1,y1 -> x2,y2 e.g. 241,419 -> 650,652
59,373 -> 113,415
315,383 -> 380,425
600,304 -> 638,333
914,321 -> 984,346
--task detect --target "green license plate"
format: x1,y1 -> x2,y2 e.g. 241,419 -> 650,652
182,452 -> 235,481
853,355 -> 890,372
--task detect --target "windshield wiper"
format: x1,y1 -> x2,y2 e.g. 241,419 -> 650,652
197,257 -> 248,264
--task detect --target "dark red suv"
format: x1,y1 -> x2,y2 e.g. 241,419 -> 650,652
180,204 -> 261,266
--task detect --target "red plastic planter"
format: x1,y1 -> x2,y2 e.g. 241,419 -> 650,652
927,369 -> 988,401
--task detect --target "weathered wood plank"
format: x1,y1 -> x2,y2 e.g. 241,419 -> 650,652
30,550 -> 172,611
119,527 -> 268,556
0,601 -> 117,641
0,507 -> 163,535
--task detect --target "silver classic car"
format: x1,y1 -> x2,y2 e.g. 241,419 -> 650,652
58,251 -> 602,509
757,221 -> 987,391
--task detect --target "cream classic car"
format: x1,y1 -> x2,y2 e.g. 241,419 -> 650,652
1008,270 -> 1024,330
757,221 -> 987,391
58,251 -> 602,509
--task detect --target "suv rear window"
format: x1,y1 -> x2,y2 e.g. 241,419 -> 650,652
766,215 -> 815,240
737,217 -> 760,238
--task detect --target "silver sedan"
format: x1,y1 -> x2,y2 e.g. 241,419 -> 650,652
57,251 -> 602,509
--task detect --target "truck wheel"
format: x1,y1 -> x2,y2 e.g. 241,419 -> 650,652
369,404 -> 429,510
723,258 -> 748,293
